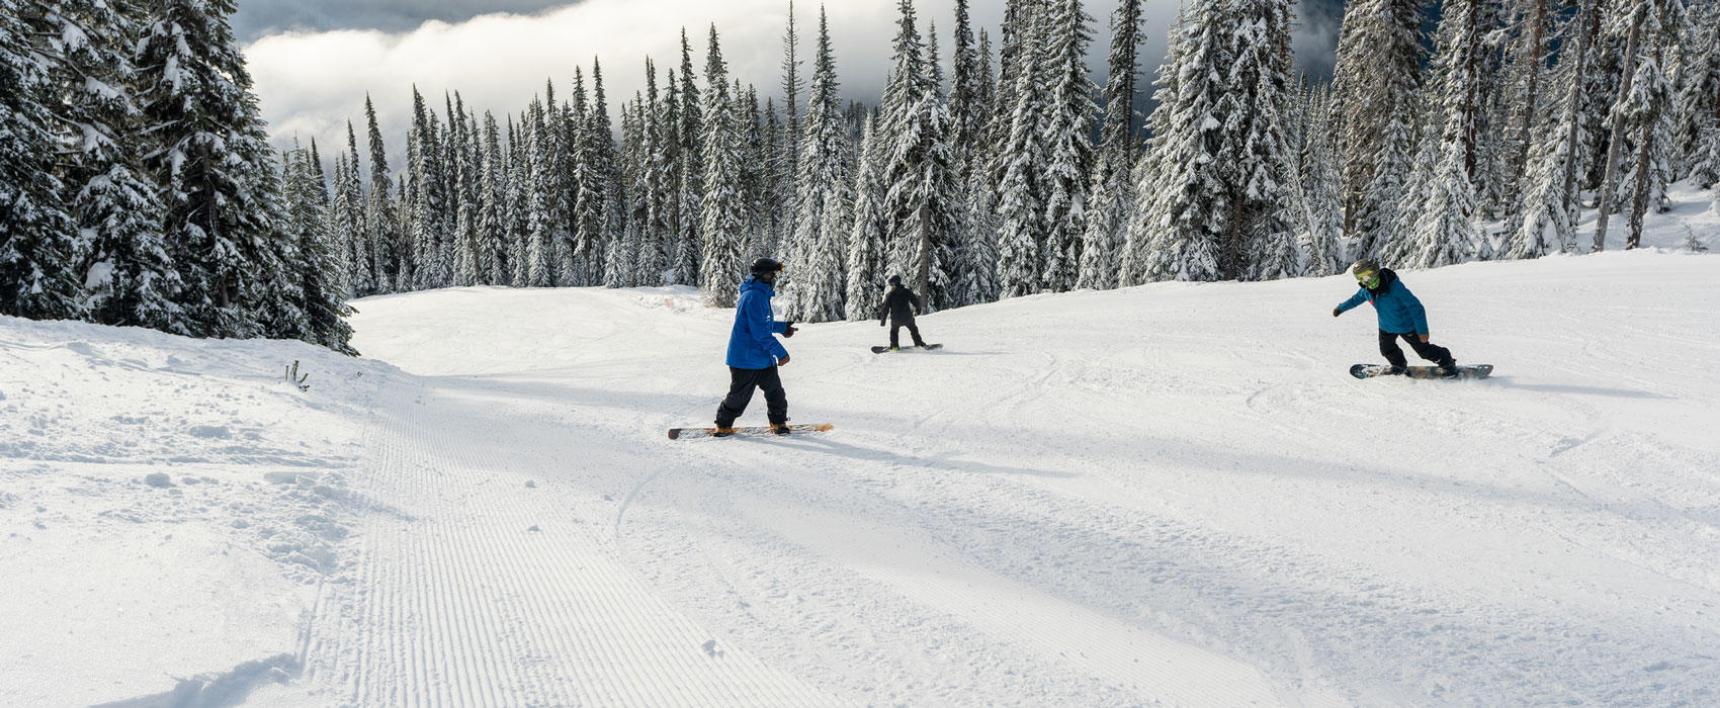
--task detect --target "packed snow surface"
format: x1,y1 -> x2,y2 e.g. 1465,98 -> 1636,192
4,250 -> 1719,706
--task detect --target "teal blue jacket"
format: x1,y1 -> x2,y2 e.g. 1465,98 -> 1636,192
1337,269 -> 1430,335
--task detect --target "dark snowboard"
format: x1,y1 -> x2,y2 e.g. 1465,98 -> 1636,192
871,344 -> 943,354
1350,363 -> 1494,380
667,423 -> 834,440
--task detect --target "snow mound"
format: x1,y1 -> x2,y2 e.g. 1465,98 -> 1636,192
0,317 -> 395,706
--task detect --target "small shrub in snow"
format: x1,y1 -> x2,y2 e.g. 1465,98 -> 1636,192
1684,226 -> 1711,253
284,360 -> 310,392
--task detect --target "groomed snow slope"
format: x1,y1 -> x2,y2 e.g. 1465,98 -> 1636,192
329,250 -> 1718,705
5,250 -> 1719,706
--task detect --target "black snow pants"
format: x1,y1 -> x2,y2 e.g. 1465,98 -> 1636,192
716,366 -> 787,427
1379,330 -> 1455,369
890,318 -> 926,349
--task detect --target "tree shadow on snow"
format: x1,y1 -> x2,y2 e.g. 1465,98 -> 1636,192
91,653 -> 300,708
1483,377 -> 1672,400
762,434 -> 1077,479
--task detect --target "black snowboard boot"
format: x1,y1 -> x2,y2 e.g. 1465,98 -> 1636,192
771,423 -> 792,435
1438,360 -> 1460,378
1387,365 -> 1408,376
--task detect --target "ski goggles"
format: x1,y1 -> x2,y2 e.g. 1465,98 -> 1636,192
1354,270 -> 1381,288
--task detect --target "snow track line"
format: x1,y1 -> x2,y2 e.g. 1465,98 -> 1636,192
296,377 -> 827,706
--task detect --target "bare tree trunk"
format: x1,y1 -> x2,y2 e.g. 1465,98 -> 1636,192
1627,24 -> 1667,250
1510,0 -> 1551,202
915,204 -> 932,310
1557,0 -> 1600,236
1593,5 -> 1646,252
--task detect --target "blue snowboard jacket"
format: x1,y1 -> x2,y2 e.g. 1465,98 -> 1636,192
1336,269 -> 1430,335
725,277 -> 790,369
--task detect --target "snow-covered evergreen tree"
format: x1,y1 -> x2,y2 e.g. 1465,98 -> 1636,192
1382,101 -> 1440,265
698,30 -> 747,306
1507,0 -> 1601,258
782,7 -> 853,323
1294,85 -> 1347,275
1076,0 -> 1141,291
673,31 -> 704,287
1617,0 -> 1682,249
1224,0 -> 1302,281
644,66 -> 678,287
136,0 -> 296,338
1,0 -> 83,321
1039,0 -> 1096,293
537,83 -> 573,286
955,28 -> 1000,306
1407,0 -> 1487,267
1120,10 -> 1188,285
1498,0 -> 1556,221
607,100 -> 643,287
1592,0 -> 1658,252
364,96 -> 399,293
453,99 -> 481,287
506,116 -> 531,287
739,86 -> 772,261
524,99 -> 556,287
779,2 -> 804,251
879,0 -> 959,309
1329,0 -> 1423,259
995,0 -> 1049,297
338,121 -> 373,295
281,144 -> 354,353
586,59 -> 620,286
478,112 -> 505,284
44,0 -> 182,330
845,115 -> 888,321
1127,0 -> 1229,282
1671,0 -> 1718,186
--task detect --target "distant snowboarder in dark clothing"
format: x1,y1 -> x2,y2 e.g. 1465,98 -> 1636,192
1332,258 -> 1459,376
714,258 -> 798,436
878,275 -> 928,350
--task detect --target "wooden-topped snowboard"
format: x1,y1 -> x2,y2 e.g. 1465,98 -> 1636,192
1350,363 -> 1494,380
667,423 -> 834,440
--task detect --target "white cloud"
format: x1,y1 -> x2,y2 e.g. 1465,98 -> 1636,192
246,0 -> 1145,160
245,0 -> 1337,165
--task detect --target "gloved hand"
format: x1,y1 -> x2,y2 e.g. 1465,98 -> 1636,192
1331,307 -> 1341,318
879,320 -> 885,327
776,354 -> 790,367
783,321 -> 797,338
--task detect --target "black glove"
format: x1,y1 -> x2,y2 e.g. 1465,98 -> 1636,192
783,321 -> 797,338
879,320 -> 885,327
1331,307 -> 1341,318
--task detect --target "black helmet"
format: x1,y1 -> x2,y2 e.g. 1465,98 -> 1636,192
750,258 -> 784,276
887,274 -> 902,286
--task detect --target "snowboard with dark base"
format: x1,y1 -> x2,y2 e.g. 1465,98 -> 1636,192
1350,363 -> 1494,380
667,423 -> 834,440
871,344 -> 943,354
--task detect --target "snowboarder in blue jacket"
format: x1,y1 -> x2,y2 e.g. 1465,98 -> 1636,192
714,258 -> 798,435
1332,258 -> 1459,376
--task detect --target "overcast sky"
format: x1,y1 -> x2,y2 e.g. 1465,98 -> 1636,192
240,0 -> 1342,161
